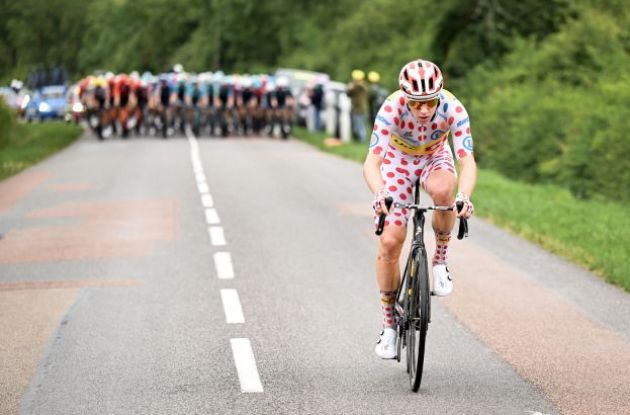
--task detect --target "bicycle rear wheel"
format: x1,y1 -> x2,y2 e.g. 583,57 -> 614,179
406,248 -> 430,392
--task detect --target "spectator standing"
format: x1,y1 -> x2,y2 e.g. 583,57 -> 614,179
346,69 -> 369,143
309,80 -> 325,132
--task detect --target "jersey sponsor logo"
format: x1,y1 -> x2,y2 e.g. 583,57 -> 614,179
457,117 -> 469,127
376,115 -> 391,126
402,131 -> 414,140
463,136 -> 473,151
431,130 -> 446,140
390,132 -> 448,156
370,132 -> 380,148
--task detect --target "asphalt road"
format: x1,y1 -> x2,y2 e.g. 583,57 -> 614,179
1,131 -> 628,415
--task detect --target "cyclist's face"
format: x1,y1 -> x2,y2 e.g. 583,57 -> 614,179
407,98 -> 438,122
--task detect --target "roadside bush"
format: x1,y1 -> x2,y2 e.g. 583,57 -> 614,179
561,78 -> 630,201
458,8 -> 630,201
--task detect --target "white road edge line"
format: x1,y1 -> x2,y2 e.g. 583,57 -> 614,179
230,338 -> 263,393
214,252 -> 234,279
205,208 -> 221,225
221,289 -> 245,323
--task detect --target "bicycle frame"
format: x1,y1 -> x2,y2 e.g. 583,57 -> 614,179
375,183 -> 468,390
409,185 -> 429,262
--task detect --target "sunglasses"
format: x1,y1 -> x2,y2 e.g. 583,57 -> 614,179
407,98 -> 439,109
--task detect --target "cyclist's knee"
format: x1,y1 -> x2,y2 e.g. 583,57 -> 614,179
378,232 -> 404,262
431,188 -> 454,205
426,174 -> 456,204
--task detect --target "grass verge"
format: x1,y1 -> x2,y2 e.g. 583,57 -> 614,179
293,127 -> 629,292
0,121 -> 83,181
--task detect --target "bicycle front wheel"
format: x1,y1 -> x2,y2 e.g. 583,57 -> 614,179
406,248 -> 430,392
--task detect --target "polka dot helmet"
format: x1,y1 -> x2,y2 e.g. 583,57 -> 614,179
399,59 -> 443,101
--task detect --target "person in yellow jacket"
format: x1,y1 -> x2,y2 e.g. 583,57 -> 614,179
346,69 -> 369,142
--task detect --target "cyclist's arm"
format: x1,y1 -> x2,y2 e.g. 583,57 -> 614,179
363,152 -> 384,194
449,97 -> 476,198
363,100 -> 396,193
457,155 -> 477,198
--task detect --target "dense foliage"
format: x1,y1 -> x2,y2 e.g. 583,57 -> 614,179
1,0 -> 628,200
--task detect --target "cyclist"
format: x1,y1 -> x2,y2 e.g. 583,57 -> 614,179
271,76 -> 294,139
185,74 -> 205,136
199,72 -> 216,136
251,75 -> 266,135
106,72 -> 118,135
239,76 -> 257,136
217,74 -> 235,137
172,74 -> 188,134
113,73 -> 134,138
130,74 -> 146,135
364,59 -> 476,359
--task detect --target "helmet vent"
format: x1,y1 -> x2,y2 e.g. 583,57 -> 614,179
411,79 -> 418,92
404,70 -> 410,81
420,79 -> 426,92
428,77 -> 434,90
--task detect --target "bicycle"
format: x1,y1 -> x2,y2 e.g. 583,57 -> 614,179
375,183 -> 468,392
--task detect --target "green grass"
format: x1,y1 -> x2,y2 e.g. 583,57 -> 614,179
295,127 -> 368,162
293,127 -> 630,292
0,121 -> 83,181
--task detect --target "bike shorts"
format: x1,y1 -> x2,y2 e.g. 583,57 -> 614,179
374,143 -> 457,229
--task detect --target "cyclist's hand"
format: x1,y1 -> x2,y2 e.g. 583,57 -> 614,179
455,192 -> 474,219
373,189 -> 391,215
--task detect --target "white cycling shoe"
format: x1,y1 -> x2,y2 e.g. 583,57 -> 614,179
374,327 -> 397,359
432,264 -> 453,296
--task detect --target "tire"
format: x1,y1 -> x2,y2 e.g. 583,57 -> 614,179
406,248 -> 430,392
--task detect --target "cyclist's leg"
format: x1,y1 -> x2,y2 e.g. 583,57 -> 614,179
376,224 -> 406,293
421,145 -> 457,295
374,223 -> 406,358
421,146 -> 457,263
374,150 -> 418,287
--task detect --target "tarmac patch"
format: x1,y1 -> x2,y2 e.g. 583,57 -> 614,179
0,199 -> 177,264
0,171 -> 50,214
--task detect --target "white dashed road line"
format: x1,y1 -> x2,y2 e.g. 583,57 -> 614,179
214,252 -> 235,279
221,289 -> 245,324
230,338 -> 264,393
208,226 -> 227,246
188,128 -> 263,394
197,182 -> 210,194
201,194 -> 214,208
205,208 -> 221,225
